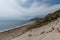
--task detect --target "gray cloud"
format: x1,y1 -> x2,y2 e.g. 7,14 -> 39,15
0,0 -> 60,20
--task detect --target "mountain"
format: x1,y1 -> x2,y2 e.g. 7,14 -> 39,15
29,9 -> 60,25
29,17 -> 44,22
28,9 -> 60,30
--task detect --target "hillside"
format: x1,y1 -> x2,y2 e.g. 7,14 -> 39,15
27,9 -> 60,30
11,9 -> 60,40
12,17 -> 60,40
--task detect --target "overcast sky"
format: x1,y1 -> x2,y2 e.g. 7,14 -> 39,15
0,0 -> 60,20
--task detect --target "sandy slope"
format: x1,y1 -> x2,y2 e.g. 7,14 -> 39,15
12,17 -> 60,40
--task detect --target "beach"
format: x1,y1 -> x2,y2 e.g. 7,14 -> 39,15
0,21 -> 35,40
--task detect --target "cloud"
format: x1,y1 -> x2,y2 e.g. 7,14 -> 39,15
0,0 -> 60,20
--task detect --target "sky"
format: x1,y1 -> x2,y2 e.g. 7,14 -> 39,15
0,0 -> 60,20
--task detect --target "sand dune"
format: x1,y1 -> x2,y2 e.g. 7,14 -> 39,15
12,17 -> 60,40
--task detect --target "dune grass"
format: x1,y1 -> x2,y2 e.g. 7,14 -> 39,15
27,10 -> 60,30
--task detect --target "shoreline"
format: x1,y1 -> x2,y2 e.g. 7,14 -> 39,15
0,21 -> 35,33
0,21 -> 35,40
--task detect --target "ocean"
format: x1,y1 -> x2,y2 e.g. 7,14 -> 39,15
0,20 -> 28,32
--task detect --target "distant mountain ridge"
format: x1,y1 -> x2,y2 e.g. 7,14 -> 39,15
29,9 -> 60,23
29,17 -> 43,22
28,9 -> 60,30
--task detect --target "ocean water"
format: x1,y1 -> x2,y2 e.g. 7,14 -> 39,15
0,20 -> 28,32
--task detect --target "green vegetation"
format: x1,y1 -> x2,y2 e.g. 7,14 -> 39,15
27,9 -> 60,30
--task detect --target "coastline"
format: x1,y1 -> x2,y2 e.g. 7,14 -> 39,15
0,21 -> 35,33
0,21 -> 35,40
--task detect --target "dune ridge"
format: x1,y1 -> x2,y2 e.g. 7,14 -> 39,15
12,17 -> 60,40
